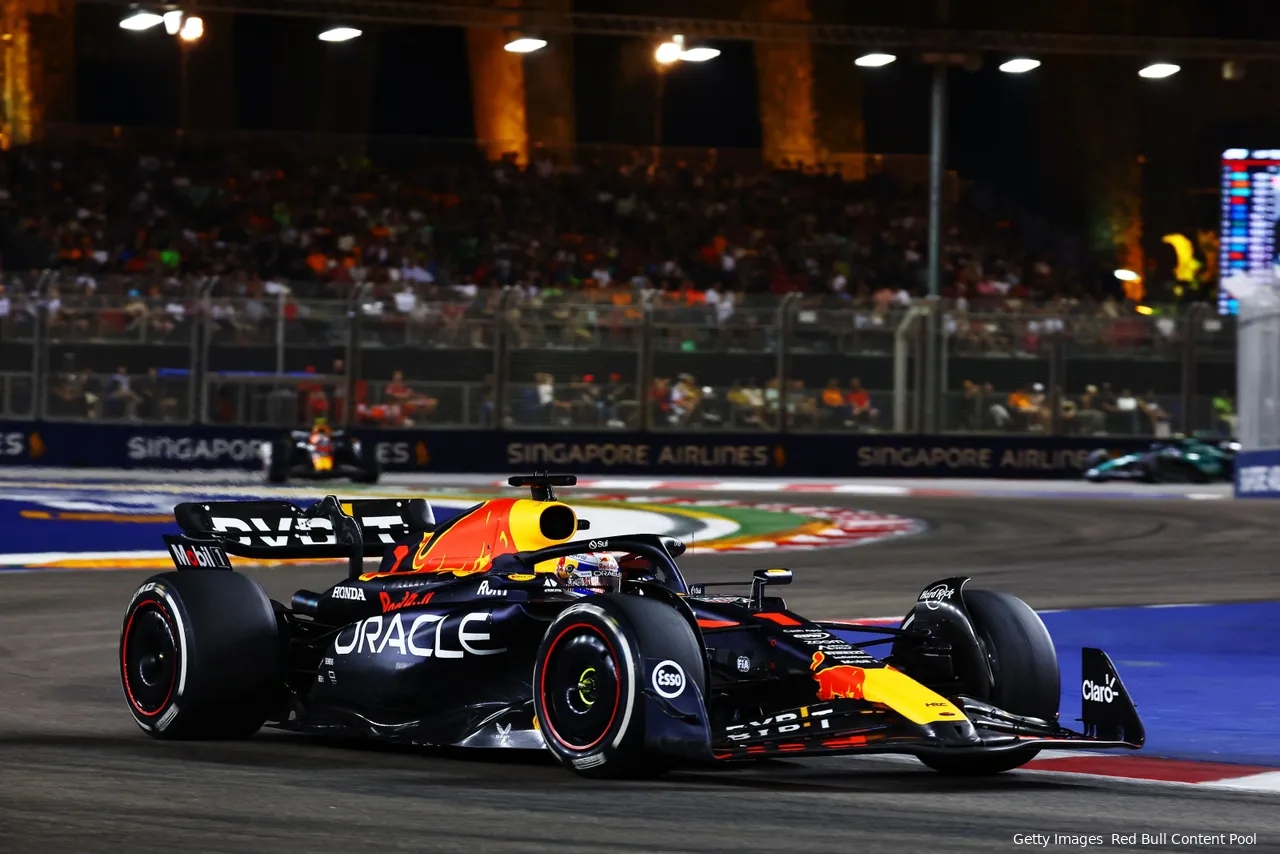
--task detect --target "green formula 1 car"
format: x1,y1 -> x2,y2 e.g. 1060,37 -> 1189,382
1084,437 -> 1238,484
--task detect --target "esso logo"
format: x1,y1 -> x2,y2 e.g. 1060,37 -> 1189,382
919,584 -> 955,611
651,660 -> 686,699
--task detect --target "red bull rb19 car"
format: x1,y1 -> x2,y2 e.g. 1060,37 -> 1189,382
120,474 -> 1144,778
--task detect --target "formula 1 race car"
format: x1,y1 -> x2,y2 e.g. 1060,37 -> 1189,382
263,421 -> 380,484
120,474 -> 1145,779
1084,437 -> 1238,484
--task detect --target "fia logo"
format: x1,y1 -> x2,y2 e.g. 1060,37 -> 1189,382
736,655 -> 751,673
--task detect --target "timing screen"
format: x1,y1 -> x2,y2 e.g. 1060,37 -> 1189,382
1219,148 -> 1280,315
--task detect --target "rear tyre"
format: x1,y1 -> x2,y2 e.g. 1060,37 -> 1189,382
534,594 -> 705,779
266,440 -> 290,484
352,444 -> 381,484
917,589 -> 1059,776
120,571 -> 284,740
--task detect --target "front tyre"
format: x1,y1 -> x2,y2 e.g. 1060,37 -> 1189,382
120,572 -> 284,740
534,594 -> 706,779
917,589 -> 1059,776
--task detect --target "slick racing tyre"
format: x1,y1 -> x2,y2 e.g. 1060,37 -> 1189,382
352,445 -> 381,484
917,589 -> 1059,776
534,594 -> 706,779
120,571 -> 284,740
266,439 -> 291,484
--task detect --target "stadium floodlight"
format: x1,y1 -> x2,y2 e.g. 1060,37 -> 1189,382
504,37 -> 547,53
999,58 -> 1041,74
855,53 -> 897,68
178,14 -> 203,41
319,27 -> 362,42
1139,63 -> 1180,79
120,10 -> 164,30
679,46 -> 720,62
654,34 -> 719,66
655,37 -> 683,65
1114,269 -> 1140,281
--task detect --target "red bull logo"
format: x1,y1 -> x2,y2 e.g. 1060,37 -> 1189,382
810,651 -> 866,701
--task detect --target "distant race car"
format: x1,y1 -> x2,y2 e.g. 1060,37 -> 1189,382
120,474 -> 1144,779
1084,437 -> 1239,483
263,422 -> 380,484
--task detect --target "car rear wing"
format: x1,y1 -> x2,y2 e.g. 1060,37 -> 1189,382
165,495 -> 434,578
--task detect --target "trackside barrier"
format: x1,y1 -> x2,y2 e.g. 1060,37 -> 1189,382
1228,271 -> 1280,498
0,422 -> 1155,478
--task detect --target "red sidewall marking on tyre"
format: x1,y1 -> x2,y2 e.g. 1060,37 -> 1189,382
539,622 -> 621,752
122,599 -> 177,717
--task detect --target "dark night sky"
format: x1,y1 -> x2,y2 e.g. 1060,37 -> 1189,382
69,3 -> 1280,238
74,8 -> 1037,185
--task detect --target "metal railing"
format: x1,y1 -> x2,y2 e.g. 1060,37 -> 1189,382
0,276 -> 1235,438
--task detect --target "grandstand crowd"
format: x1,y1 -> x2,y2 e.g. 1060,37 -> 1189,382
0,139 -> 1223,436
0,139 -> 1095,307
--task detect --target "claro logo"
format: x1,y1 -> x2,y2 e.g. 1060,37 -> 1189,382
1082,673 -> 1118,704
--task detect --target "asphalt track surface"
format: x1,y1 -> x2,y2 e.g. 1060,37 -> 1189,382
2,492 -> 1279,853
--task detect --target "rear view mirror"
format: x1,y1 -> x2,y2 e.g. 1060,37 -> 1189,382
753,568 -> 793,586
751,568 -> 793,610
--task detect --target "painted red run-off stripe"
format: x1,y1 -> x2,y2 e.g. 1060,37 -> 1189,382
1024,756 -> 1280,783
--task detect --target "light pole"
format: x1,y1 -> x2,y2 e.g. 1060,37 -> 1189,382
652,35 -> 719,160
120,9 -> 204,131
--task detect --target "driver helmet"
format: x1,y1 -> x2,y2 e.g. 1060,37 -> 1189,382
556,552 -> 621,594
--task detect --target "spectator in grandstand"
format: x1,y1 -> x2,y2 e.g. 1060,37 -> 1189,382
385,369 -> 438,425
1076,384 -> 1105,434
668,374 -> 702,427
725,380 -> 760,428
780,379 -> 816,429
958,379 -> 984,431
650,376 -> 672,426
740,377 -> 766,427
533,372 -> 558,425
599,373 -> 633,428
1113,387 -> 1140,434
574,375 -> 605,427
1140,390 -> 1172,436
985,382 -> 1011,430
820,379 -> 848,426
1007,384 -> 1048,431
1058,391 -> 1077,433
108,365 -> 141,419
136,367 -> 181,421
78,368 -> 102,419
847,378 -> 878,429
1212,390 -> 1237,436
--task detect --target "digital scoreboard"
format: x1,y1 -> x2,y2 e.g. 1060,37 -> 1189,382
1219,148 -> 1280,315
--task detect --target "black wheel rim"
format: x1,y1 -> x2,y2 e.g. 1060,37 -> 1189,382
122,601 -> 178,716
540,624 -> 621,751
